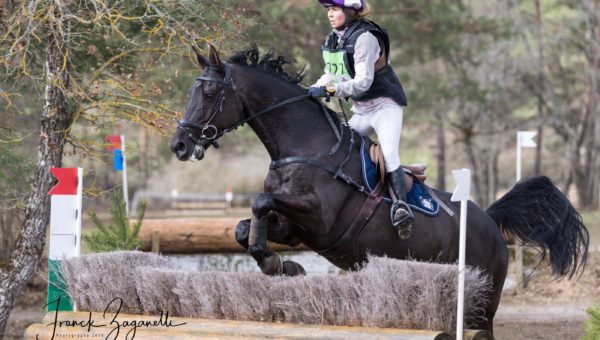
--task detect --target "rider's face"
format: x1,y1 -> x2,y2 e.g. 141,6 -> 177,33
327,7 -> 346,29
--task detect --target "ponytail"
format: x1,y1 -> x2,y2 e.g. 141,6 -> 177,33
356,3 -> 372,19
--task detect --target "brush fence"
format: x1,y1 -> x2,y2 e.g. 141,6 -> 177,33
48,251 -> 493,334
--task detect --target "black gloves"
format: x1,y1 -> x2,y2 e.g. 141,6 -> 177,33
307,86 -> 329,98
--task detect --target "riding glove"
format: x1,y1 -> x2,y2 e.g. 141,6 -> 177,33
307,86 -> 329,98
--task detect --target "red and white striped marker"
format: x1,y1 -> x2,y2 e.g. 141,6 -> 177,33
47,167 -> 83,311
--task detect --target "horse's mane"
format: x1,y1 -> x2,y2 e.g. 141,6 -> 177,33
228,44 -> 306,85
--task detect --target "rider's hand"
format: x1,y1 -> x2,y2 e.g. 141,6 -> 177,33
307,86 -> 329,98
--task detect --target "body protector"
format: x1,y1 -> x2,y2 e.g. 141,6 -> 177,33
321,20 -> 408,106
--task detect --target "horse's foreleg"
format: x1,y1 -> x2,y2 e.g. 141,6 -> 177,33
248,214 -> 284,275
235,213 -> 302,248
235,218 -> 252,249
235,215 -> 305,276
244,192 -> 317,276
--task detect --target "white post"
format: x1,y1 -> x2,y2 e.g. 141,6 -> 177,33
225,187 -> 233,209
516,131 -> 537,181
516,134 -> 522,182
515,131 -> 537,289
121,134 -> 129,215
515,133 -> 524,290
48,167 -> 83,311
451,168 -> 471,340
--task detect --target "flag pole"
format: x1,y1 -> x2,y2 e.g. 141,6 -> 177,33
121,134 -> 129,215
451,168 -> 471,340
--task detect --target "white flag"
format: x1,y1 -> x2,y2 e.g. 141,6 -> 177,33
451,169 -> 471,202
518,131 -> 537,148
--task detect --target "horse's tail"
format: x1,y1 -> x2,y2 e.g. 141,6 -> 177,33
486,175 -> 589,278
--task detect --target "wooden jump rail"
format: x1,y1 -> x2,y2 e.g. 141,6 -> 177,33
138,218 -> 308,253
25,311 -> 494,340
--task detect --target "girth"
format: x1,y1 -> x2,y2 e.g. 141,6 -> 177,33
316,193 -> 382,267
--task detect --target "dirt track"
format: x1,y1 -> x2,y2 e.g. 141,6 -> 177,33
5,251 -> 600,340
493,250 -> 600,339
495,303 -> 590,339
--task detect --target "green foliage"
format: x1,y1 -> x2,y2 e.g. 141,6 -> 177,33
0,137 -> 34,259
584,304 -> 600,340
0,141 -> 33,200
83,190 -> 146,253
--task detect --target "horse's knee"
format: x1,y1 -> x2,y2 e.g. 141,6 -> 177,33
235,219 -> 251,249
252,193 -> 274,217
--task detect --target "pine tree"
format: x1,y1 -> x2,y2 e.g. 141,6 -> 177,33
584,304 -> 600,340
83,190 -> 146,252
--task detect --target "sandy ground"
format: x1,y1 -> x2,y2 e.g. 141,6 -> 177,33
5,252 -> 600,340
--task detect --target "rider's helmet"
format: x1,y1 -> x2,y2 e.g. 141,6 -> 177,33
318,0 -> 364,11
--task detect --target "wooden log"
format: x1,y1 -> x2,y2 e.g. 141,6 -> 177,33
137,218 -> 307,253
27,311 -> 464,340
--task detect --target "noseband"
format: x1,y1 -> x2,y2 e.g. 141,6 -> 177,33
177,62 -> 341,160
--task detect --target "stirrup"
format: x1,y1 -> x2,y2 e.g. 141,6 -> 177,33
391,201 -> 413,239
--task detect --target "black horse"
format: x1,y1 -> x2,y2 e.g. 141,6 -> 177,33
170,45 -> 589,332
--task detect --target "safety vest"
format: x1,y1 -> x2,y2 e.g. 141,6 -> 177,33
321,20 -> 408,106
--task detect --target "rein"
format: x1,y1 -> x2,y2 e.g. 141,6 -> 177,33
179,62 -> 372,199
178,63 -> 343,156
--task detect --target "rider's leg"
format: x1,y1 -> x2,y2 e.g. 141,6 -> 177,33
387,166 -> 414,238
348,112 -> 375,136
369,105 -> 414,239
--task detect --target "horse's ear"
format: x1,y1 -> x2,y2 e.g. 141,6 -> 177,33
208,44 -> 222,67
192,45 -> 210,69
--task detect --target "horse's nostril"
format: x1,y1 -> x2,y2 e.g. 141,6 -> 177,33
173,141 -> 186,155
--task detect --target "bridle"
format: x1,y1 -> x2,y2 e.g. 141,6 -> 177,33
177,62 -> 315,161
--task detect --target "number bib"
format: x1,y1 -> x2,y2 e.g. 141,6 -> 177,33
322,49 -> 352,83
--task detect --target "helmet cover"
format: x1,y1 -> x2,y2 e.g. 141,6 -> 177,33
318,0 -> 364,11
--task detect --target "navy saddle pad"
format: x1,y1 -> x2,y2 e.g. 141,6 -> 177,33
359,137 -> 439,217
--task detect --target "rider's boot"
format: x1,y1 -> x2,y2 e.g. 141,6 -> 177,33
387,166 -> 414,239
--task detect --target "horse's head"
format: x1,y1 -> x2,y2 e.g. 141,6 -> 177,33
170,45 -> 244,161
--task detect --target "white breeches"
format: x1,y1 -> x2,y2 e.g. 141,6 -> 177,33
348,105 -> 404,173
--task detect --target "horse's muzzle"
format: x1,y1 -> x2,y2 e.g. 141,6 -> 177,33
170,137 -> 205,162
189,144 -> 205,162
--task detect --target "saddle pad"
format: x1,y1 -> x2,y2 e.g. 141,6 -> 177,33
360,137 -> 440,217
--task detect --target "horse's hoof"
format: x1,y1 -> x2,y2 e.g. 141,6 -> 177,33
282,260 -> 306,276
258,253 -> 283,276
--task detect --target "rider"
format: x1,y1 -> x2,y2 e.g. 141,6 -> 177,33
307,0 -> 414,239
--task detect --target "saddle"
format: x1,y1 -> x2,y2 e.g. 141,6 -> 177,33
369,143 -> 427,193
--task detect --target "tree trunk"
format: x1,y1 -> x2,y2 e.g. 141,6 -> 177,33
434,111 -> 446,191
0,3 -> 71,336
533,0 -> 545,175
574,0 -> 599,209
463,129 -> 483,205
